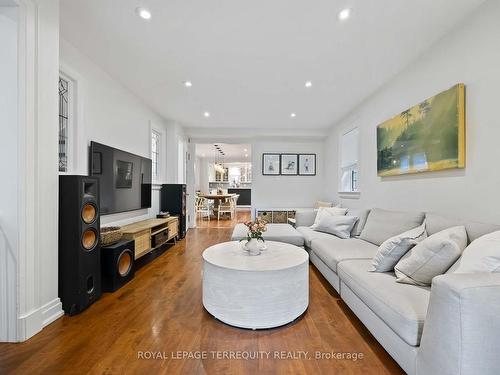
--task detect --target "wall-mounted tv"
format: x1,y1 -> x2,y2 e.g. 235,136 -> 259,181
89,141 -> 152,215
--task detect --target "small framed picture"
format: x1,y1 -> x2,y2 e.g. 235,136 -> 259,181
280,154 -> 298,175
262,154 -> 280,175
299,154 -> 316,175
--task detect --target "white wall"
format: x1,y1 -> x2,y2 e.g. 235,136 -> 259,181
252,140 -> 326,214
0,5 -> 19,343
325,0 -> 500,224
60,38 -> 181,226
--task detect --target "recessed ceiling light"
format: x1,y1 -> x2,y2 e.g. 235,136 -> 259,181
305,81 -> 312,88
290,113 -> 297,118
338,8 -> 351,21
184,81 -> 192,87
204,112 -> 210,118
136,7 -> 152,20
245,154 -> 248,158
244,148 -> 248,152
201,153 -> 206,157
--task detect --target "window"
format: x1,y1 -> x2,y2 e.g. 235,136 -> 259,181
151,130 -> 160,181
58,77 -> 70,172
340,128 -> 359,193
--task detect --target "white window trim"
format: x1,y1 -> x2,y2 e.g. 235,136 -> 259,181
150,122 -> 164,184
59,64 -> 84,175
151,129 -> 161,182
338,127 -> 361,198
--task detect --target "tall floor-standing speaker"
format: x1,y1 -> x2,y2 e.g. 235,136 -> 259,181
59,175 -> 101,315
160,184 -> 186,239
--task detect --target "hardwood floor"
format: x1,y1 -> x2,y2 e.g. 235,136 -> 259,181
0,212 -> 404,375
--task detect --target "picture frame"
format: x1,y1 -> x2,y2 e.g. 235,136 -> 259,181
280,154 -> 298,175
262,153 -> 281,175
298,154 -> 316,175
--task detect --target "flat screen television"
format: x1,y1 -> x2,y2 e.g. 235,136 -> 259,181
89,141 -> 152,215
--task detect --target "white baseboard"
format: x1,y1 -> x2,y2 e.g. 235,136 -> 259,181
16,298 -> 63,342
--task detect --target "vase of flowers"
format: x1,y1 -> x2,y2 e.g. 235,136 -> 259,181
241,218 -> 267,255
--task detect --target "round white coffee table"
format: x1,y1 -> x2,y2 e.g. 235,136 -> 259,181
202,241 -> 309,329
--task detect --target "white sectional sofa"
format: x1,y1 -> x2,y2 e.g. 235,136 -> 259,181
295,207 -> 500,375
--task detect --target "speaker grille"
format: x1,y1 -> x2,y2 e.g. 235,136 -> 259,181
82,228 -> 98,250
81,203 -> 97,224
117,250 -> 133,277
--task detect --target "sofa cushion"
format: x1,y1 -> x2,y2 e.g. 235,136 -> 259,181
359,208 -> 425,246
294,209 -> 318,228
347,208 -> 371,237
312,238 -> 378,272
425,212 -> 500,243
231,223 -> 304,247
297,226 -> 341,248
338,259 -> 431,346
315,215 -> 359,239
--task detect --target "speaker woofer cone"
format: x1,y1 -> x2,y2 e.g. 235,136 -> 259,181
81,203 -> 97,224
82,228 -> 98,250
117,250 -> 133,277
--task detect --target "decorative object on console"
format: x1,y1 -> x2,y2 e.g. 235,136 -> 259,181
280,154 -> 298,175
370,223 -> 427,272
394,226 -> 467,286
101,239 -> 135,292
262,153 -> 280,175
100,226 -> 123,246
58,175 -> 102,315
157,211 -> 170,218
454,230 -> 500,273
299,154 -> 316,175
311,206 -> 348,230
377,83 -> 465,176
160,184 -> 186,238
240,218 -> 268,256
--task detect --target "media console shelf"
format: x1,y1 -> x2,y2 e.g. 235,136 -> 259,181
121,217 -> 179,259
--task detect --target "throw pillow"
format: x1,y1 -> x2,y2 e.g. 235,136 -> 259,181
454,230 -> 500,273
369,223 -> 427,272
314,201 -> 334,209
346,208 -> 371,237
314,215 -> 359,239
311,207 -> 347,229
394,226 -> 467,286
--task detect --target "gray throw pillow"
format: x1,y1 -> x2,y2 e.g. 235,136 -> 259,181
394,226 -> 467,286
359,208 -> 425,246
454,230 -> 500,273
369,223 -> 427,272
314,215 -> 359,239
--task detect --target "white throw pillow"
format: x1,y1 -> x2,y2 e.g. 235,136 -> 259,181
311,207 -> 347,229
454,230 -> 500,273
314,215 -> 359,239
369,223 -> 427,272
314,201 -> 334,209
394,226 -> 467,286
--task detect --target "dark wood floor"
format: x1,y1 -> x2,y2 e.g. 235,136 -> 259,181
0,211 -> 404,374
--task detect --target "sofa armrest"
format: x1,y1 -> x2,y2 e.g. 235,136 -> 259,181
294,209 -> 317,227
417,273 -> 500,375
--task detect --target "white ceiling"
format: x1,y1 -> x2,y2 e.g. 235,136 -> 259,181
196,143 -> 251,160
60,0 -> 485,130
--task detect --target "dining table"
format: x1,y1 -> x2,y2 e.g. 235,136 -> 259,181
199,193 -> 237,216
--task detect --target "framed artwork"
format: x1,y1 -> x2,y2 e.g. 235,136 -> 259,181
280,154 -> 298,175
262,153 -> 280,175
299,154 -> 316,175
377,83 -> 465,176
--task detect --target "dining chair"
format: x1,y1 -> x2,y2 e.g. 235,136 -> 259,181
231,194 -> 240,218
196,196 -> 211,221
217,198 -> 233,220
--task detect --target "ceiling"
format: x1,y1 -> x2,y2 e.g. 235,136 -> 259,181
60,0 -> 485,130
196,143 -> 251,160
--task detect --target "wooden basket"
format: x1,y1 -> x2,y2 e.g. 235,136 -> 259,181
100,226 -> 123,246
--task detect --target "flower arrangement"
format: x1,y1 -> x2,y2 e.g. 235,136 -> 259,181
242,218 -> 268,242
